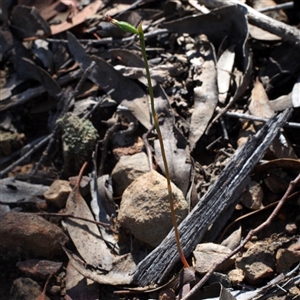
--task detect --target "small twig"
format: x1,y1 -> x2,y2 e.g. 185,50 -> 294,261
258,2 -> 293,13
142,114 -> 165,171
0,135 -> 47,167
142,123 -> 156,171
218,190 -> 300,243
0,134 -> 52,178
37,212 -> 117,233
220,110 -> 300,129
31,131 -> 58,176
115,0 -> 144,17
83,89 -> 115,120
73,61 -> 96,100
206,136 -> 222,151
182,172 -> 300,300
219,116 -> 229,141
98,120 -> 121,176
46,29 -> 169,45
1,69 -> 83,111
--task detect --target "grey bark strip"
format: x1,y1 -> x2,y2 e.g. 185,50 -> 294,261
133,108 -> 293,286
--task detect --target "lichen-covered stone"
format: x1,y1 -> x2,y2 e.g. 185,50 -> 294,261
56,113 -> 98,176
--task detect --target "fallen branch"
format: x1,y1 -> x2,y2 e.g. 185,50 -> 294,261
133,108 -> 293,286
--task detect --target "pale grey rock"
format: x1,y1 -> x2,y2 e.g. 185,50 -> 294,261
193,243 -> 235,275
117,170 -> 188,247
112,152 -> 150,196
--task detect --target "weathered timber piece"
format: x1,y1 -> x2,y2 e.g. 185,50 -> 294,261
199,0 -> 300,46
133,109 -> 293,286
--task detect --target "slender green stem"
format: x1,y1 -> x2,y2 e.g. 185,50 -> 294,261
138,26 -> 189,268
106,15 -> 190,268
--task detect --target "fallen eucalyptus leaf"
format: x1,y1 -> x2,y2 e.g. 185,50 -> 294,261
189,36 -> 218,150
63,246 -> 135,285
67,32 -> 151,129
292,74 -> 300,108
217,45 -> 235,104
153,84 -> 191,196
64,173 -> 115,272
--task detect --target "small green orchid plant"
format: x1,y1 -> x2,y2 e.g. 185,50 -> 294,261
106,15 -> 189,268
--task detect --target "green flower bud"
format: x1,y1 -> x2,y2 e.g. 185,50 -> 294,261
106,15 -> 138,34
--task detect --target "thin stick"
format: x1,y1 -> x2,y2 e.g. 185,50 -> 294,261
0,134 -> 52,178
182,172 -> 300,299
221,110 -> 300,129
37,212 -> 116,232
258,2 -> 293,13
142,123 -> 156,171
218,191 -> 300,243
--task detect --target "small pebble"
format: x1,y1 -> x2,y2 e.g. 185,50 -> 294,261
49,285 -> 61,295
285,223 -> 297,235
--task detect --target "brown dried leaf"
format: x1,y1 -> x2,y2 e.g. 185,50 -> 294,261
269,94 -> 293,111
65,261 -> 99,300
217,45 -> 235,104
15,57 -> 61,99
249,79 -> 297,158
16,259 -> 62,280
65,170 -> 115,272
292,75 -> 300,108
249,24 -> 281,41
109,49 -> 145,68
10,5 -> 50,38
221,226 -> 242,251
153,84 -> 191,196
249,78 -> 274,119
198,282 -> 237,300
189,36 -> 218,151
254,158 -> 300,174
18,0 -> 63,21
159,267 -> 196,299
63,245 -> 134,285
50,1 -> 104,36
67,32 -> 151,129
